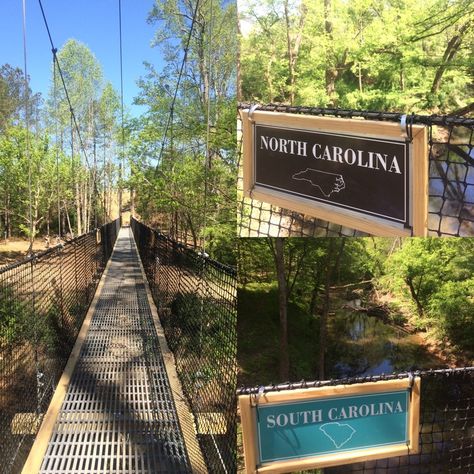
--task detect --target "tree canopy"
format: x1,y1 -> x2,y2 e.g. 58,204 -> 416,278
130,0 -> 237,262
240,0 -> 473,112
238,237 -> 474,384
0,38 -> 122,244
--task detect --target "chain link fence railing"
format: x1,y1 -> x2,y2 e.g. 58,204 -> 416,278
131,217 -> 238,474
237,103 -> 474,237
238,367 -> 474,473
0,218 -> 120,474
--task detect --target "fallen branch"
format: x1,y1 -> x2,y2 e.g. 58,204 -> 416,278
330,279 -> 373,290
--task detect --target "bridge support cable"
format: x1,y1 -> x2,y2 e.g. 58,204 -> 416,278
118,0 -> 125,219
154,0 -> 201,174
37,0 -> 106,228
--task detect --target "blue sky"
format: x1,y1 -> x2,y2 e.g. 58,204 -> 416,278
1,0 -> 161,118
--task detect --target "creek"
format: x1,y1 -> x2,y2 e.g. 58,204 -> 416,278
326,304 -> 444,379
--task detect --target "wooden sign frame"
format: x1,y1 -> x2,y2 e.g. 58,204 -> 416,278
239,378 -> 421,473
241,110 -> 428,236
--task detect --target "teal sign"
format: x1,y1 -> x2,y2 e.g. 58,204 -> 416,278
256,390 -> 410,464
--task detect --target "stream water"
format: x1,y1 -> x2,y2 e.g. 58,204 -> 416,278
327,306 -> 444,379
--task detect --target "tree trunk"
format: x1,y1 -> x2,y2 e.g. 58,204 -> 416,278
75,179 -> 82,236
265,51 -> 276,102
274,238 -> 289,380
236,15 -> 242,102
319,239 -> 346,380
324,0 -> 335,99
187,212 -> 197,249
284,0 -> 294,105
118,161 -> 123,221
406,277 -> 424,317
173,210 -> 179,241
5,193 -> 11,238
284,0 -> 306,105
64,200 -> 74,238
319,266 -> 330,381
61,209 -> 66,238
93,136 -> 97,228
81,177 -> 88,234
103,140 -> 107,222
197,22 -> 209,109
431,22 -> 469,94
131,187 -> 135,217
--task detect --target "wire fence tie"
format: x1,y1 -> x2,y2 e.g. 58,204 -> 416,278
251,385 -> 265,407
400,114 -> 414,143
248,103 -> 259,122
408,372 -> 415,400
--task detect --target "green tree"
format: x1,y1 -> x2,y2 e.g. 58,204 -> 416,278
132,0 -> 237,258
0,64 -> 42,132
0,126 -> 61,241
47,39 -> 113,235
240,0 -> 473,112
383,238 -> 474,331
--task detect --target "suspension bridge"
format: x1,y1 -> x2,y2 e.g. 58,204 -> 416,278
23,226 -> 202,473
1,0 -> 238,470
0,220 -> 237,474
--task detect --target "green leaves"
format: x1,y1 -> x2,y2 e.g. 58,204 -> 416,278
131,0 -> 237,259
382,238 -> 474,349
240,0 -> 473,111
240,237 -> 474,357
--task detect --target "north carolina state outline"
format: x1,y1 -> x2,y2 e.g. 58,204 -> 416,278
292,168 -> 345,198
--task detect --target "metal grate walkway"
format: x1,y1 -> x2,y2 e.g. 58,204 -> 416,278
38,228 -> 192,473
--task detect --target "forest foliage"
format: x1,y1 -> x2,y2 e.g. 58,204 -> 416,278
130,0 -> 237,262
0,40 -> 122,244
238,237 -> 474,383
0,0 -> 237,263
239,0 -> 473,112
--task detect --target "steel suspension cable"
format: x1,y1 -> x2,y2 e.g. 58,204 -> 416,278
37,0 -> 91,169
154,0 -> 201,175
54,60 -> 61,238
22,0 -> 33,254
118,0 -> 125,219
38,0 -> 107,230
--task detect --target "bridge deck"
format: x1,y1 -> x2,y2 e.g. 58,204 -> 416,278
29,229 -> 196,473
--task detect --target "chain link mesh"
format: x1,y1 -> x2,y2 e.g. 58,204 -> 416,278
238,367 -> 474,473
131,217 -> 238,473
237,104 -> 474,237
0,219 -> 120,474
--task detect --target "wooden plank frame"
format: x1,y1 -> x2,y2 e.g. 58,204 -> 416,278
241,110 -> 428,236
239,377 -> 421,474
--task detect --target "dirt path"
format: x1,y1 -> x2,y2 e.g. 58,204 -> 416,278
0,238 -> 50,267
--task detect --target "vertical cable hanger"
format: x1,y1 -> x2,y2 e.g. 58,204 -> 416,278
70,112 -> 75,237
22,0 -> 33,255
203,0 -> 214,256
103,121 -> 108,222
118,0 -> 125,222
54,59 -> 61,239
22,0 -> 43,419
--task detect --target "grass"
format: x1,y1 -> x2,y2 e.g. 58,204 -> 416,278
237,282 -> 320,387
